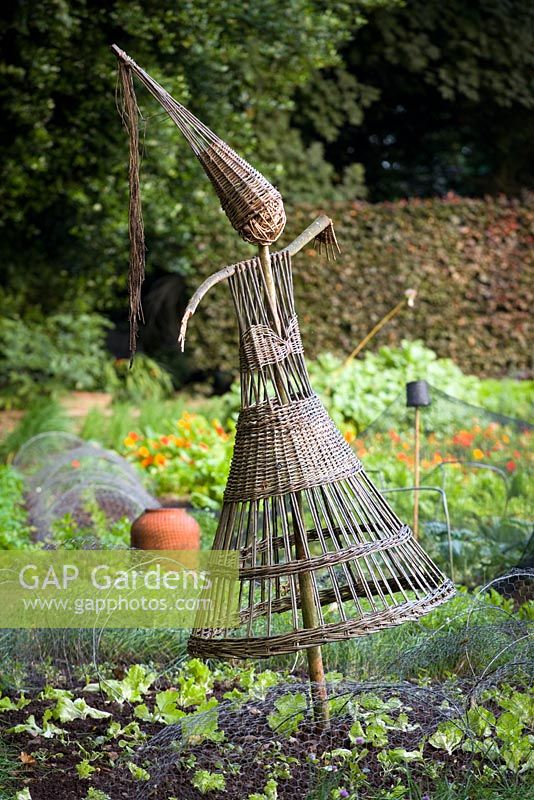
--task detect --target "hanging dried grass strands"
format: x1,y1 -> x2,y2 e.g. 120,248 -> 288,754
112,46 -> 286,246
116,59 -> 146,363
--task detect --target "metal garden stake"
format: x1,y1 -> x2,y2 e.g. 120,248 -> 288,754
406,380 -> 431,538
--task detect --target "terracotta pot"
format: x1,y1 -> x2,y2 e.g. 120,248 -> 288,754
131,508 -> 201,550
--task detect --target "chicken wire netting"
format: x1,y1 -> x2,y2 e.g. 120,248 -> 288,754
81,571 -> 531,800
13,432 -> 159,544
356,385 -> 533,585
0,570 -> 530,798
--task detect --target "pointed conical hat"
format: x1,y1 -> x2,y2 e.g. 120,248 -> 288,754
114,47 -> 286,245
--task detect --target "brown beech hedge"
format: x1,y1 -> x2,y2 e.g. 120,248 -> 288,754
185,194 -> 533,378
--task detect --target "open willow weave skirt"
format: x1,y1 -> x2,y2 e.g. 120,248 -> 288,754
188,251 -> 455,659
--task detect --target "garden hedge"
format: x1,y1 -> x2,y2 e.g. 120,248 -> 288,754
184,194 -> 533,378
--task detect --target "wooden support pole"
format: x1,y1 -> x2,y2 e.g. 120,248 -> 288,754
258,243 -> 329,724
294,527 -> 330,724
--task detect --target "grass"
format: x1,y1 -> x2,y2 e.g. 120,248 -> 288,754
308,775 -> 534,800
0,737 -> 22,799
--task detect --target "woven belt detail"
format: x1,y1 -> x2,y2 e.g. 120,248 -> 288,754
224,394 -> 361,502
240,315 -> 303,371
239,525 -> 412,580
188,580 -> 457,659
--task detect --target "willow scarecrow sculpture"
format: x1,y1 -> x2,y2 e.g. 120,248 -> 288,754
112,46 -> 455,720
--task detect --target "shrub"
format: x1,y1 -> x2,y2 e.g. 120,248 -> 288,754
0,313 -> 174,408
0,313 -> 112,407
103,354 -> 174,402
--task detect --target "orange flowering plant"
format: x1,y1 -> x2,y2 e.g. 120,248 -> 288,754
121,412 -> 234,508
351,419 -> 531,564
347,420 -> 532,585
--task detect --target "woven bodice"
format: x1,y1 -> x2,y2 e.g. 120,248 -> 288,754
225,250 -> 362,502
228,249 -> 313,410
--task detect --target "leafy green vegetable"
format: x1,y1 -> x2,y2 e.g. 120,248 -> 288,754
466,706 -> 496,738
247,777 -> 278,800
0,692 -> 29,712
181,698 -> 224,744
192,769 -> 226,794
7,712 -> 65,740
84,664 -> 156,705
428,721 -> 464,754
127,762 -> 150,781
498,690 -> 534,725
267,692 -> 308,735
76,759 -> 96,779
51,697 -> 111,723
84,789 -> 111,800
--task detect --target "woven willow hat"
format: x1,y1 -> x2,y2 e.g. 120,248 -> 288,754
184,250 -> 455,659
113,46 -> 286,247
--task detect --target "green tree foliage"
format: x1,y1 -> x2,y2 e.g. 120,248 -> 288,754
0,0 -> 360,316
296,0 -> 534,198
1,0 -> 532,354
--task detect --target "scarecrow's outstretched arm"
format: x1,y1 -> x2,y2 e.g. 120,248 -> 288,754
178,261 -> 239,351
178,215 -> 333,351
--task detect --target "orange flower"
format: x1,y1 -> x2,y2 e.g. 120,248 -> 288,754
71,459 -> 81,468
212,419 -> 227,437
141,456 -> 153,468
136,446 -> 150,458
344,431 -> 356,444
506,459 -> 517,472
483,423 -> 498,438
124,436 -> 137,448
128,431 -> 140,441
453,430 -> 475,447
388,429 -> 401,444
176,417 -> 191,431
153,453 -> 167,467
472,448 -> 485,460
402,441 -> 410,451
160,436 -> 170,445
432,452 -> 443,464
502,434 -> 510,444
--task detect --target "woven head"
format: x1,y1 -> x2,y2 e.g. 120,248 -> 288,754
197,139 -> 286,246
